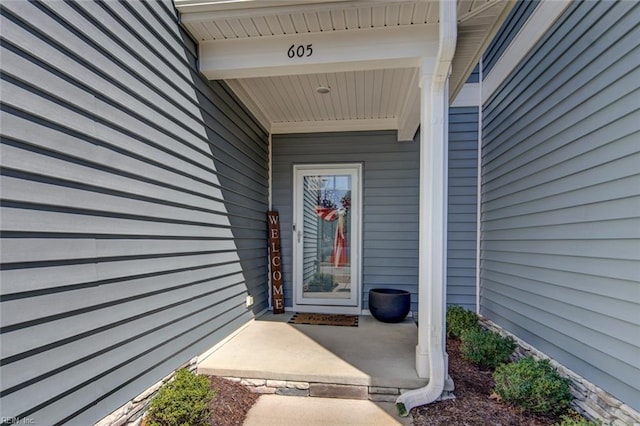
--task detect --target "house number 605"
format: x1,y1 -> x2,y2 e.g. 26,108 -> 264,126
287,44 -> 313,58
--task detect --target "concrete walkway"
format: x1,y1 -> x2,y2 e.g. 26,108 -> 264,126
244,394 -> 412,426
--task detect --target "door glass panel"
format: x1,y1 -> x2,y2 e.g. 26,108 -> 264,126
302,174 -> 352,300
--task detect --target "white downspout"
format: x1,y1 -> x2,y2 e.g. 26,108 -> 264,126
396,0 -> 457,417
476,60 -> 483,315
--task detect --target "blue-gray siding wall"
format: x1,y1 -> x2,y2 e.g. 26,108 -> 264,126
0,1 -> 268,424
448,107 -> 479,311
481,0 -> 640,410
272,131 -> 420,313
483,0 -> 540,75
272,126 -> 478,314
466,64 -> 480,84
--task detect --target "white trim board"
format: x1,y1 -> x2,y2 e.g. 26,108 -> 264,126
475,60 -> 483,314
451,83 -> 480,108
271,118 -> 398,134
482,0 -> 572,104
225,80 -> 272,132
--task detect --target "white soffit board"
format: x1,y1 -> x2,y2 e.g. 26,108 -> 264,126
174,0 -> 343,15
178,1 -> 441,40
450,0 -> 516,100
228,67 -> 420,134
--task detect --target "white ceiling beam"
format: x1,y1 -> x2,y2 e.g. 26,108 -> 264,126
224,79 -> 273,132
271,118 -> 398,134
397,68 -> 420,141
199,24 -> 438,79
397,90 -> 420,141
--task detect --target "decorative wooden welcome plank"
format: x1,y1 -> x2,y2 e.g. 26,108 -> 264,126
267,211 -> 285,314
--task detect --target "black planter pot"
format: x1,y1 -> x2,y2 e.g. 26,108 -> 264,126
368,288 -> 411,323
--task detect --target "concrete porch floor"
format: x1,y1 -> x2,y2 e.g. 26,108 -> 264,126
197,311 -> 427,393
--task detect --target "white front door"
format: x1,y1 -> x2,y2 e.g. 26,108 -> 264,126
292,164 -> 362,314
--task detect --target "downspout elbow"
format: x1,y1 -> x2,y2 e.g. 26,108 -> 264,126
396,338 -> 446,416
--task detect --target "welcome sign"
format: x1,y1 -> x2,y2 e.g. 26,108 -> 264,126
267,211 -> 285,314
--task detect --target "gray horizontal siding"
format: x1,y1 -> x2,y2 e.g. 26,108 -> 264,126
0,0 -> 268,424
272,131 -> 420,313
481,0 -> 640,411
483,0 -> 540,75
448,107 -> 479,311
466,64 -> 480,84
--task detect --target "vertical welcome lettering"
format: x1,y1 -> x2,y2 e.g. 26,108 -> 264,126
267,211 -> 285,314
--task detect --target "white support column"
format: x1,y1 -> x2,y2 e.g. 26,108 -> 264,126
416,68 -> 433,377
396,1 -> 456,414
415,61 -> 449,378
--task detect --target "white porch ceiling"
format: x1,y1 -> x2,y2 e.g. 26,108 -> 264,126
175,0 -> 514,139
227,68 -> 419,134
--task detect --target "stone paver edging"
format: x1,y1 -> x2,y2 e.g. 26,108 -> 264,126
482,319 -> 639,426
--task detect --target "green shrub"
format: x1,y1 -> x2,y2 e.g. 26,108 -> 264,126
446,305 -> 480,338
146,369 -> 215,426
554,410 -> 600,426
460,328 -> 516,369
555,419 -> 598,426
493,357 -> 572,416
307,272 -> 338,292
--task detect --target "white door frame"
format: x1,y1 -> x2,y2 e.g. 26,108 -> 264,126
292,163 -> 362,314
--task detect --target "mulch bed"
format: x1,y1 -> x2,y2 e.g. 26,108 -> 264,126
209,377 -> 260,426
206,339 -> 567,425
411,339 -> 561,425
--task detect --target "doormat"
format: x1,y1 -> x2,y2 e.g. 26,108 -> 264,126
288,313 -> 359,327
